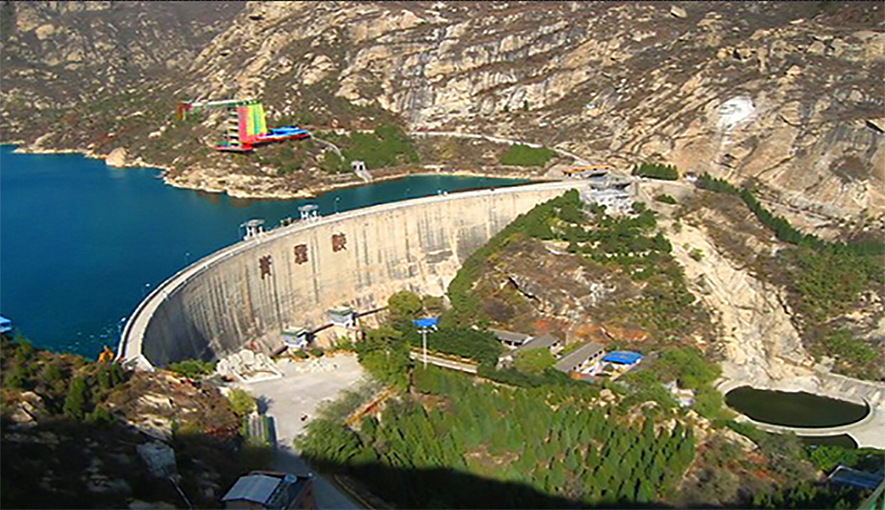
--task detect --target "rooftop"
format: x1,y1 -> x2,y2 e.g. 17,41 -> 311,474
602,351 -> 643,365
223,474 -> 280,506
491,329 -> 532,344
222,472 -> 310,509
553,342 -> 605,372
828,465 -> 884,490
515,334 -> 561,353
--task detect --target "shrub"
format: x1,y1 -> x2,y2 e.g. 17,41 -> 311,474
498,144 -> 557,167
319,150 -> 347,173
655,193 -> 677,204
4,364 -> 29,390
87,406 -> 114,424
41,362 -> 63,385
822,328 -> 877,365
689,248 -> 704,261
633,162 -> 678,180
331,337 -> 355,351
339,124 -> 419,169
513,348 -> 556,375
309,346 -> 325,358
227,388 -> 257,417
168,359 -> 217,380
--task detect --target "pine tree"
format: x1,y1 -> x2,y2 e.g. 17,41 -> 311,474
63,375 -> 88,419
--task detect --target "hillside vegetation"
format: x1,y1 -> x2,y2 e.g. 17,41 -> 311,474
696,174 -> 885,379
0,333 -> 265,509
297,192 -> 878,508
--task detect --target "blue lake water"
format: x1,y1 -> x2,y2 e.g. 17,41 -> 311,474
0,145 -> 528,358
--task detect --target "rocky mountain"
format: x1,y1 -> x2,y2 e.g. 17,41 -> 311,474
1,1 -> 883,221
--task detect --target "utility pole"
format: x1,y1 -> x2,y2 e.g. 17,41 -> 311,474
411,316 -> 439,370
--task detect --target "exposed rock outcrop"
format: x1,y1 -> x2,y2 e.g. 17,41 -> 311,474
1,2 -> 882,223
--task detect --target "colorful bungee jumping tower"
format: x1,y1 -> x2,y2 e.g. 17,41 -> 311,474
176,98 -> 309,152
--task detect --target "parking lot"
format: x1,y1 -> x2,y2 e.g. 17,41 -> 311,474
242,353 -> 366,446
240,353 -> 367,509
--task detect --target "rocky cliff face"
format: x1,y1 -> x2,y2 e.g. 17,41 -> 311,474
1,1 -> 883,219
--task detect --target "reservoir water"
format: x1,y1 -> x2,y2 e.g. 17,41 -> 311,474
725,386 -> 869,428
0,145 -> 528,358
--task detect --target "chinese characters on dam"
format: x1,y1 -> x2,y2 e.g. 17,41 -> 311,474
259,255 -> 272,279
294,244 -> 308,265
332,233 -> 347,252
267,234 -> 349,272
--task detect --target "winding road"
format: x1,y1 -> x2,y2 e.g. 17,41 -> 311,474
409,130 -> 591,166
409,350 -> 478,374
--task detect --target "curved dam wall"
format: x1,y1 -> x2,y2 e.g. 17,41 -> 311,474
119,181 -> 586,368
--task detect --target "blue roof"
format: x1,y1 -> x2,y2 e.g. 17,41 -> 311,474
412,317 -> 439,328
828,466 -> 884,490
602,351 -> 643,364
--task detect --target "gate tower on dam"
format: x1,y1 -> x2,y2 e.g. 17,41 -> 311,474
118,181 -> 594,369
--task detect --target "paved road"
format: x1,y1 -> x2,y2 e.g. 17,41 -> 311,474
273,446 -> 361,510
242,354 -> 367,509
410,350 -> 477,374
409,130 -> 591,165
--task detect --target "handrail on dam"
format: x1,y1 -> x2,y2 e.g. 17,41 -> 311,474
118,180 -> 588,369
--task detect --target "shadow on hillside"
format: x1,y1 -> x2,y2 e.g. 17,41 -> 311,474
272,445 -> 674,510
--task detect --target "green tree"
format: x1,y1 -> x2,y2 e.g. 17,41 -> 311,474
387,291 -> 424,321
40,362 -> 63,385
4,364 -> 29,389
64,375 -> 89,419
513,348 -> 556,376
357,325 -> 411,390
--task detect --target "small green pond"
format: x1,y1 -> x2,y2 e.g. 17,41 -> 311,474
725,386 -> 868,428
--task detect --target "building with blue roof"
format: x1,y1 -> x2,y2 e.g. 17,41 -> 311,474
602,351 -> 643,365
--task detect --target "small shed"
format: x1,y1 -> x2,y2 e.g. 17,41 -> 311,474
241,219 -> 265,240
282,329 -> 311,349
298,204 -> 319,221
327,306 -> 356,328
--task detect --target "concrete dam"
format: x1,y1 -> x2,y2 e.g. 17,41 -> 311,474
118,181 -> 586,369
